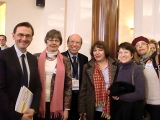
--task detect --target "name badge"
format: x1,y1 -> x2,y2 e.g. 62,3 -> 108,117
145,63 -> 152,68
53,68 -> 57,74
72,78 -> 79,90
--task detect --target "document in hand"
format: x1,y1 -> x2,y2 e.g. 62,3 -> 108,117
15,86 -> 33,113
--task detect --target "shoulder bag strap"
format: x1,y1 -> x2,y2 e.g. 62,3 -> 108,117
132,66 -> 135,85
155,54 -> 160,80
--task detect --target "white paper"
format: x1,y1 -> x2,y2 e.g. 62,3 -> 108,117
15,86 -> 33,113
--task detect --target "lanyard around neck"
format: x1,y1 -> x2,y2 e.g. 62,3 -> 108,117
67,51 -> 78,77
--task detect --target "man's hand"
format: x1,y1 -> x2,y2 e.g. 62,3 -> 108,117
20,114 -> 32,120
21,109 -> 35,120
23,109 -> 35,116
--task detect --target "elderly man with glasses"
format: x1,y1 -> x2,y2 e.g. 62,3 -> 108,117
61,34 -> 88,120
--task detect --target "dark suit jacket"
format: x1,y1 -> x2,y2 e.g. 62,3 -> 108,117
61,51 -> 88,119
61,50 -> 88,86
0,46 -> 42,120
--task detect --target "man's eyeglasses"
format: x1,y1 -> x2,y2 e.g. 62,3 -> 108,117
47,39 -> 60,43
135,43 -> 147,48
17,33 -> 32,39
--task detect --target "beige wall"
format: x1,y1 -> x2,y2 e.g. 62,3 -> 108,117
2,0 -> 160,58
2,0 -> 44,54
134,0 -> 160,42
0,0 -> 92,59
119,0 -> 134,44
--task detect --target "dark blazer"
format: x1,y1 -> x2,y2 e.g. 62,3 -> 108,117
61,50 -> 88,120
78,58 -> 117,120
0,46 -> 42,120
61,50 -> 88,85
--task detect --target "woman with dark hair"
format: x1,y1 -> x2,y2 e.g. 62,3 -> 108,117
35,29 -> 72,120
78,41 -> 117,120
110,42 -> 145,120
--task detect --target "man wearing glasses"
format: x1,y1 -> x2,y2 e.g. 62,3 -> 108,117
0,22 -> 42,120
62,34 -> 88,120
0,35 -> 9,50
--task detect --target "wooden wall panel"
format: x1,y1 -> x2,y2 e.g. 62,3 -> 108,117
92,0 -> 119,58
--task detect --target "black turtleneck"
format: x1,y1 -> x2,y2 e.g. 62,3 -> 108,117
116,60 -> 145,102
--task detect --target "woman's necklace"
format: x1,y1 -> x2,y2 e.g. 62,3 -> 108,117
46,54 -> 57,61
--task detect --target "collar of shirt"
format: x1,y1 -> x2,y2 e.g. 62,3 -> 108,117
1,45 -> 8,50
46,49 -> 58,56
67,50 -> 78,58
14,44 -> 27,58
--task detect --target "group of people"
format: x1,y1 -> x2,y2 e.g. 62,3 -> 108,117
79,36 -> 160,120
0,21 -> 159,120
0,22 -> 88,120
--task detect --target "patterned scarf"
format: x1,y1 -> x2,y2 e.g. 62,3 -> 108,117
139,52 -> 156,68
93,61 -> 111,119
38,50 -> 65,118
139,54 -> 150,68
